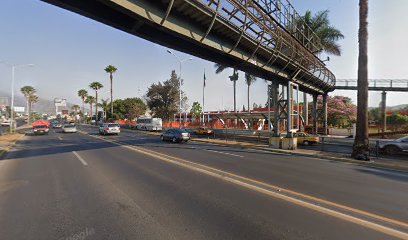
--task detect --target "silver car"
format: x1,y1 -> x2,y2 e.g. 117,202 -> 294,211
99,123 -> 120,135
378,136 -> 408,154
62,124 -> 77,133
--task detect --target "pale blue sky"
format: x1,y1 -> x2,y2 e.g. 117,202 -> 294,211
1,0 -> 408,110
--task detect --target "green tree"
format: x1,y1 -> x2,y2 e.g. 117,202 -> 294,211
297,10 -> 345,56
112,98 -> 147,120
20,86 -> 36,125
190,102 -> 202,119
104,65 -> 117,117
28,94 -> 39,123
352,0 -> 369,160
71,105 -> 80,121
145,70 -> 187,121
387,113 -> 408,131
85,96 -> 95,121
368,107 -> 380,122
89,82 -> 104,121
244,73 -> 257,111
77,89 -> 88,120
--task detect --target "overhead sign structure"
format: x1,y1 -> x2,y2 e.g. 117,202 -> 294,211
54,98 -> 67,107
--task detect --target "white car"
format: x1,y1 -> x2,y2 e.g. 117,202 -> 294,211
379,136 -> 408,154
62,124 -> 77,133
99,123 -> 120,135
1,119 -> 11,126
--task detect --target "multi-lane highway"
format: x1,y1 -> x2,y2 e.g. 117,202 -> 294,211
0,126 -> 407,240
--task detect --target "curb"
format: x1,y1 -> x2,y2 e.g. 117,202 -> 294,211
0,134 -> 25,159
191,139 -> 408,172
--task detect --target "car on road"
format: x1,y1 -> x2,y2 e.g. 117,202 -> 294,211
378,136 -> 408,155
99,123 -> 120,135
62,124 -> 77,133
33,125 -> 49,135
293,132 -> 319,145
160,128 -> 190,143
1,119 -> 11,126
195,127 -> 213,135
52,122 -> 62,128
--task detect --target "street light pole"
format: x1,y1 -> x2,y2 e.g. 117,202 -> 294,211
1,62 -> 34,133
167,50 -> 192,128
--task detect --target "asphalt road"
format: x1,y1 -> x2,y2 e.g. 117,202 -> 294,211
0,126 -> 407,240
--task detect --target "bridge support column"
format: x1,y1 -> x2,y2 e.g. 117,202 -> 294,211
312,95 -> 318,135
287,82 -> 293,137
381,91 -> 387,137
322,94 -> 328,135
303,93 -> 308,127
272,81 -> 280,137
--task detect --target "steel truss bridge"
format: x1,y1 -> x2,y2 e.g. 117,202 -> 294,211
42,0 -> 335,95
336,79 -> 408,92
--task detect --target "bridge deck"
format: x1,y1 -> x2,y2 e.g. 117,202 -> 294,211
42,0 -> 336,95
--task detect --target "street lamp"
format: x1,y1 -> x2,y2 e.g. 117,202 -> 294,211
167,50 -> 193,128
1,62 -> 34,133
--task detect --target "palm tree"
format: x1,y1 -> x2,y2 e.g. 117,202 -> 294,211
72,105 -> 80,122
89,82 -> 104,121
352,0 -> 369,160
244,73 -> 257,111
20,86 -> 36,125
298,10 -> 345,56
214,63 -> 239,112
104,65 -> 117,118
28,94 -> 38,122
85,96 -> 95,122
99,98 -> 110,120
78,89 -> 88,121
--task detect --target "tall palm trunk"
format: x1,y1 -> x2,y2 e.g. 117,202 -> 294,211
82,99 -> 85,123
352,0 -> 369,160
110,73 -> 113,118
26,99 -> 31,125
95,91 -> 98,121
89,103 -> 93,122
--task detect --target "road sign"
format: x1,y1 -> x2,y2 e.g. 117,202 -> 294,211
13,106 -> 25,113
54,98 -> 67,107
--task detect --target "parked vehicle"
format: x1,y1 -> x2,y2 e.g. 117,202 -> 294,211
62,124 -> 77,133
160,128 -> 190,143
293,132 -> 319,145
99,123 -> 120,135
195,127 -> 213,135
378,136 -> 408,155
136,117 -> 162,131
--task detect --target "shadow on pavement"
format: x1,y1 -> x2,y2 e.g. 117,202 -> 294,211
354,168 -> 408,182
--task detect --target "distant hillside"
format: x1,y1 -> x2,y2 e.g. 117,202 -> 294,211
387,104 -> 408,111
0,91 -> 80,115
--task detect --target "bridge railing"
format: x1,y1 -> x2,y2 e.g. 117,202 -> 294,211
201,0 -> 335,93
336,79 -> 408,88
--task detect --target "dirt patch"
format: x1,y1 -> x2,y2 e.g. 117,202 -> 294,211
0,133 -> 24,146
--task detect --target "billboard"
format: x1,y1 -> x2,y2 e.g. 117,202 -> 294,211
54,98 -> 67,107
13,106 -> 25,113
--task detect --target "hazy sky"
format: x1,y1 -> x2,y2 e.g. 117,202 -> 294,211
1,0 -> 408,110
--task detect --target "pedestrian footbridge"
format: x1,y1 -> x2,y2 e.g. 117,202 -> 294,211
42,0 -> 335,95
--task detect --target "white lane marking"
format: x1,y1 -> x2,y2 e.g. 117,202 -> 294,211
58,136 -> 63,140
72,151 -> 88,166
206,149 -> 243,158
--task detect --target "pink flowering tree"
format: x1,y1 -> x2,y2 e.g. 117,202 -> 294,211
311,95 -> 357,127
